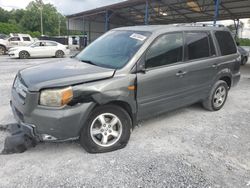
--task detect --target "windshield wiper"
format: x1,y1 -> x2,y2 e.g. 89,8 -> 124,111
80,59 -> 98,66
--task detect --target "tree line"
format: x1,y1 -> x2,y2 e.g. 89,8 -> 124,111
0,0 -> 67,37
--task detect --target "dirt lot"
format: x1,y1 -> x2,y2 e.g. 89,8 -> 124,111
0,55 -> 250,188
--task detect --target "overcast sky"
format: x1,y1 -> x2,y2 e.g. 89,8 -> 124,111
0,0 -> 125,14
0,0 -> 249,37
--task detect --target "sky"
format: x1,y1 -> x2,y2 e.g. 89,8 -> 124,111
0,0 -> 249,38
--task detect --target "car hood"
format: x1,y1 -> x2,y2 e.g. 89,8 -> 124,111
0,39 -> 7,45
19,58 -> 115,91
9,46 -> 30,51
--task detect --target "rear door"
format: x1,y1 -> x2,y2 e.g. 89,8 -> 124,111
45,41 -> 58,56
180,31 -> 219,100
137,32 -> 189,119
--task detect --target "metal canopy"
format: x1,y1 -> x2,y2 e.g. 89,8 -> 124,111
67,0 -> 250,25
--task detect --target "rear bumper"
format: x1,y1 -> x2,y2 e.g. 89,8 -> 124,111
232,72 -> 241,87
10,90 -> 96,141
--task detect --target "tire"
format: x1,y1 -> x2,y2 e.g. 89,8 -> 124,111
55,50 -> 64,58
241,57 -> 247,65
0,45 -> 6,55
19,51 -> 30,59
202,80 -> 229,111
80,104 -> 132,153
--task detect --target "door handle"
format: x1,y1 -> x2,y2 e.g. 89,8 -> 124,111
212,64 -> 219,69
176,71 -> 187,77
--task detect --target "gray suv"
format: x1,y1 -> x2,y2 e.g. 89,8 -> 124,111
11,24 -> 240,153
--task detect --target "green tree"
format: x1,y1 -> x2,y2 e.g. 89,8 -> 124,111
0,7 -> 11,23
0,22 -> 22,34
20,0 -> 66,36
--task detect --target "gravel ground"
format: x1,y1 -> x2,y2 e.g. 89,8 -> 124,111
0,55 -> 250,188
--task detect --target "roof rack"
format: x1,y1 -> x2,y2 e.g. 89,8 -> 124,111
175,23 -> 225,28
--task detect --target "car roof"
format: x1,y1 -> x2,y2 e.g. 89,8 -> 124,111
113,24 -> 230,34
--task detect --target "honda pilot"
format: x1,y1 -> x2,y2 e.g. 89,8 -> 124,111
10,24 -> 240,153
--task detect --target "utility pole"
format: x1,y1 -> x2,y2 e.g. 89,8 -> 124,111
58,14 -> 61,36
40,7 -> 43,35
35,0 -> 44,36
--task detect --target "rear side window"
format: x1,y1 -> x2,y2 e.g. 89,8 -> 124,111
46,42 -> 57,46
23,37 -> 31,41
146,33 -> 183,68
215,31 -> 236,55
185,32 -> 210,60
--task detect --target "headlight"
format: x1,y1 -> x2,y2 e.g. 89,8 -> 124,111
40,86 -> 73,107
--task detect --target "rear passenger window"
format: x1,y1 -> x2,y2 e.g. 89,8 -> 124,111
46,42 -> 57,46
23,37 -> 31,41
215,31 -> 237,55
186,32 -> 210,60
146,33 -> 183,68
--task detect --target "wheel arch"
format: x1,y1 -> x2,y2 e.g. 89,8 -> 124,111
219,76 -> 232,89
92,100 -> 136,128
214,68 -> 232,89
0,44 -> 7,54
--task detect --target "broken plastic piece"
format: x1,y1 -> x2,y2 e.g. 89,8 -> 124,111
1,123 -> 38,154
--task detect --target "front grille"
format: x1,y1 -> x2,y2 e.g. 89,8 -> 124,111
13,77 -> 28,104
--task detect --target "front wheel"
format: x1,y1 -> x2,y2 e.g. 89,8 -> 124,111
19,51 -> 30,59
80,105 -> 132,153
202,80 -> 229,111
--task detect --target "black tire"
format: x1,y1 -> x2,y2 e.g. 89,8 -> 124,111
202,80 -> 229,111
55,50 -> 64,58
19,51 -> 30,59
0,45 -> 6,55
241,57 -> 247,65
80,104 -> 132,153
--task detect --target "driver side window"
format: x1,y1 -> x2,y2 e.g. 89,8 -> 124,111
145,33 -> 183,69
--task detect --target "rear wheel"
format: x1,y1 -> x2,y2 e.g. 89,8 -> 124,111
80,105 -> 132,153
0,45 -> 6,55
202,80 -> 228,111
55,50 -> 64,58
19,51 -> 30,59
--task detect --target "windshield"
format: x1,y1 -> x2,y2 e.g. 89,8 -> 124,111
76,30 -> 151,69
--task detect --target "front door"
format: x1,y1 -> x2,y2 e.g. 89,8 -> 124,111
136,32 -> 188,119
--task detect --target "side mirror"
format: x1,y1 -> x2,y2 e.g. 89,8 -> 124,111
236,41 -> 240,46
137,63 -> 147,74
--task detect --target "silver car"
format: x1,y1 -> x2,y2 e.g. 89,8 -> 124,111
10,24 -> 241,153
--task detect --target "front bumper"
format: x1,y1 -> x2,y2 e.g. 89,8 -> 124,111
8,51 -> 19,58
11,88 -> 96,141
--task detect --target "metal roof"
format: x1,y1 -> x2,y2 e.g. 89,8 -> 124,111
66,0 -> 250,25
113,23 -> 228,33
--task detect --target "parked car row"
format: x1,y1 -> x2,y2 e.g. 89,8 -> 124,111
8,40 -> 70,59
0,33 -> 70,58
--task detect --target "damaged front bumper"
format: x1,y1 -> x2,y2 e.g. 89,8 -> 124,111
10,86 -> 96,141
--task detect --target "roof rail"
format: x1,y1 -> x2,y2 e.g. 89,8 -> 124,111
175,23 -> 225,27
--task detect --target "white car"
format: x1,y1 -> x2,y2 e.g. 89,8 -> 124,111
8,40 -> 70,59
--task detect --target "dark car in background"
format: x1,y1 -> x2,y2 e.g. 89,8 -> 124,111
0,33 -> 8,39
238,46 -> 249,65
